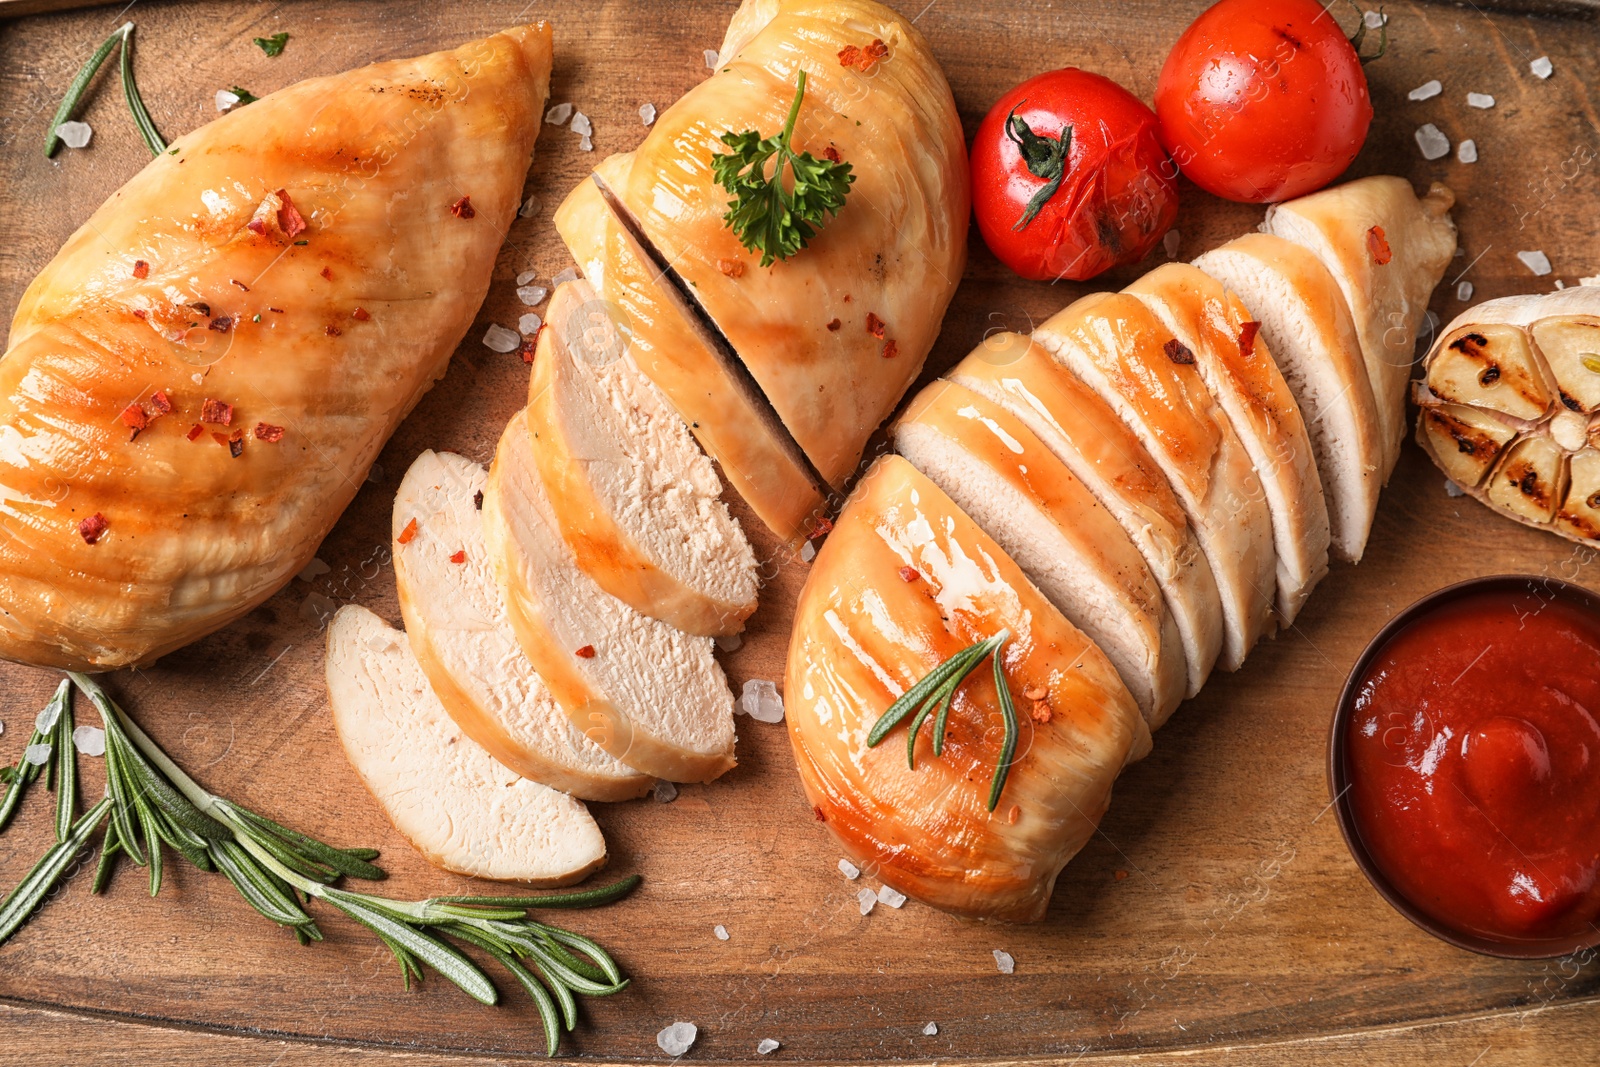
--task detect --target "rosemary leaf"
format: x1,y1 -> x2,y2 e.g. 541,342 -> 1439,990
53,683 -> 75,841
118,23 -> 165,155
224,803 -> 384,881
0,798 -> 110,946
537,925 -> 626,986
209,838 -> 314,928
0,731 -> 46,836
430,873 -> 641,910
324,891 -> 498,1005
451,925 -> 562,1056
43,24 -> 125,158
92,820 -> 121,895
987,637 -> 1020,812
867,641 -> 993,747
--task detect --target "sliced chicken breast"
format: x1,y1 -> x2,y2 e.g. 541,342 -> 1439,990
1261,176 -> 1457,475
1034,293 -> 1276,670
1193,233 -> 1384,562
949,332 -> 1223,697
786,456 -> 1149,922
326,605 -> 607,885
392,450 -> 651,803
893,379 -> 1186,728
482,410 -> 737,783
1128,264 -> 1330,626
554,159 -> 829,547
527,279 -> 758,636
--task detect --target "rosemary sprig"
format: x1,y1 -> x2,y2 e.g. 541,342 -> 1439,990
0,798 -> 110,944
44,22 -> 165,158
867,629 -> 1021,810
52,681 -> 75,841
0,683 -> 67,835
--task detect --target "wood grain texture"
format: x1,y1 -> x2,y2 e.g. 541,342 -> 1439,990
1,0 -> 1599,1061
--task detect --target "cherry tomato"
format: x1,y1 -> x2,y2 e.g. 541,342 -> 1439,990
1155,0 -> 1375,203
971,68 -> 1179,282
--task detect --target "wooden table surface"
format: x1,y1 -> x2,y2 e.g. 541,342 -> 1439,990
2,0 -> 1600,1062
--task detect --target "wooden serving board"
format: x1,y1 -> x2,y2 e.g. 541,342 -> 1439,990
2,0 -> 1600,1062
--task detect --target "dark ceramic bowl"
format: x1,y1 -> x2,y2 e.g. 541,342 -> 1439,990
1327,573 -> 1600,960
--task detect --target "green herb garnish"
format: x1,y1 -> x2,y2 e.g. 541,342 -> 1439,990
711,70 -> 854,267
45,22 -> 165,158
866,629 -> 1020,810
120,24 -> 166,154
1004,105 -> 1071,231
254,32 -> 290,57
228,86 -> 260,107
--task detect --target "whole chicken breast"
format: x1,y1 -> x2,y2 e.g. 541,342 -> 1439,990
787,456 -> 1149,922
0,25 -> 552,671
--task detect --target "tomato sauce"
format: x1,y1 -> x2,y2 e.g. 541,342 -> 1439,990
1346,587 -> 1600,943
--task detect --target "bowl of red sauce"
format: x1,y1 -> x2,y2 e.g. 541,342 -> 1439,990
1329,574 -> 1600,958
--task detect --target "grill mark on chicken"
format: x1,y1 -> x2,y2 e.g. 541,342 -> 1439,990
587,171 -> 835,510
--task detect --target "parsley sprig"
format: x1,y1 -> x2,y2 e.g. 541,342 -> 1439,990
711,70 -> 854,267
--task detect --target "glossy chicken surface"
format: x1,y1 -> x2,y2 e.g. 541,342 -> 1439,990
786,457 -> 1149,922
0,25 -> 551,670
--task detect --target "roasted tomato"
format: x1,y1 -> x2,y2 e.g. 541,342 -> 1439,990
971,68 -> 1179,282
1155,0 -> 1377,203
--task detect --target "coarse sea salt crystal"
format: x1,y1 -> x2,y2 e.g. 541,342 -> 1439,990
654,779 -> 679,803
516,270 -> 538,286
544,102 -> 573,126
657,1022 -> 697,1057
877,884 -> 907,908
799,541 -> 817,563
1532,56 -> 1554,80
714,924 -> 729,941
757,1039 -> 781,1055
483,324 -> 521,352
579,135 -> 594,153
715,632 -> 743,653
1458,139 -> 1478,164
23,743 -> 52,767
1408,80 -> 1442,102
72,725 -> 106,757
519,194 -> 541,218
1457,281 -> 1475,301
518,313 -> 543,336
1415,124 -> 1450,161
298,557 -> 330,581
993,948 -> 1015,974
553,267 -> 580,286
704,49 -> 720,69
215,89 -> 241,112
641,103 -> 658,126
0,721 -> 5,736
517,285 -> 550,306
838,858 -> 860,880
1162,229 -> 1180,258
1363,9 -> 1386,27
55,120 -> 92,148
1445,479 -> 1466,498
923,1022 -> 939,1036
36,702 -> 62,733
1467,92 -> 1495,109
739,678 -> 784,723
1556,279 -> 1567,290
571,112 -> 593,138
858,887 -> 878,915
1519,250 -> 1553,276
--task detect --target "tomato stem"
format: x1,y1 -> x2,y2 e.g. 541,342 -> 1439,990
1003,104 -> 1072,231
1345,1 -> 1389,64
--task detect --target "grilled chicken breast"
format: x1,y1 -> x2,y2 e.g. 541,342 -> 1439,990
787,456 -> 1149,922
0,25 -> 552,671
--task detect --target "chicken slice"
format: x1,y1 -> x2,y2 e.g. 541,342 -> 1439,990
392,450 -> 651,802
1261,176 -> 1457,475
482,410 -> 737,783
1035,294 -> 1276,670
786,456 -> 1149,922
949,333 -> 1222,697
527,280 -> 758,636
893,379 -> 1186,728
1193,233 -> 1384,562
0,24 -> 552,671
326,605 -> 606,885
1128,264 -> 1330,626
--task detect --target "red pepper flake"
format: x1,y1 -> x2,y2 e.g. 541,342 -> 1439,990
473,490 -> 484,510
132,260 -> 149,279
843,294 -> 852,303
1163,338 -> 1195,365
897,565 -> 920,582
860,38 -> 888,70
78,513 -> 109,545
186,423 -> 204,442
882,339 -> 898,359
1367,225 -> 1392,265
352,307 -> 370,321
717,258 -> 746,278
254,422 -> 285,442
1030,701 -> 1052,724
132,309 -> 148,320
325,325 -> 342,337
837,44 -> 862,67
865,312 -> 886,338
397,517 -> 419,545
208,316 -> 233,333
228,432 -> 245,458
148,390 -> 172,416
189,301 -> 212,317
119,403 -> 148,431
811,517 -> 834,537
246,220 -> 267,236
823,145 -> 841,163
449,549 -> 467,564
813,805 -> 828,823
574,644 -> 596,658
320,266 -> 332,280
201,398 -> 233,425
275,188 -> 307,239
450,195 -> 475,219
1114,869 -> 1129,881
1238,320 -> 1262,360
1007,804 -> 1021,825
268,307 -> 284,314
826,318 -> 841,331
519,338 -> 537,364
231,278 -> 250,292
